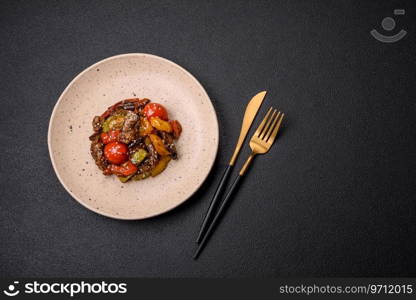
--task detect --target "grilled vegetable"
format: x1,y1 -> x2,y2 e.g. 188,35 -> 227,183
101,130 -> 121,144
90,99 -> 181,183
149,134 -> 171,156
139,117 -> 153,136
107,161 -> 138,176
160,131 -> 177,159
151,156 -> 171,177
150,117 -> 172,132
131,149 -> 148,165
118,175 -> 133,183
102,115 -> 125,132
170,120 -> 182,139
101,98 -> 150,119
132,172 -> 151,181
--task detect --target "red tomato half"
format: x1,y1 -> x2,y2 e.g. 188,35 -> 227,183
143,103 -> 168,121
104,142 -> 128,164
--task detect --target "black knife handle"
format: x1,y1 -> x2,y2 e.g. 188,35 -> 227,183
194,174 -> 243,259
196,164 -> 233,244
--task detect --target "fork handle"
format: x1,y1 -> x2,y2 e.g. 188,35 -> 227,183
239,152 -> 255,175
194,174 -> 243,259
196,164 -> 233,244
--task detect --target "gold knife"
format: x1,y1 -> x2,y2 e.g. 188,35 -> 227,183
196,91 -> 267,243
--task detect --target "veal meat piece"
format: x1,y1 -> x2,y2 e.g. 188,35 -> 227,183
118,110 -> 139,144
92,116 -> 103,132
89,133 -> 108,171
128,136 -> 145,150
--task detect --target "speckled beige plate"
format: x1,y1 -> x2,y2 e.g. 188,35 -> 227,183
48,53 -> 219,220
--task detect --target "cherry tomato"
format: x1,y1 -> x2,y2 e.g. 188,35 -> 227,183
100,130 -> 121,144
104,142 -> 128,164
107,161 -> 138,176
143,103 -> 168,121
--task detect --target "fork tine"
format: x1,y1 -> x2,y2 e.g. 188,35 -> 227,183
264,111 -> 281,141
267,113 -> 284,144
254,107 -> 273,137
260,109 -> 277,139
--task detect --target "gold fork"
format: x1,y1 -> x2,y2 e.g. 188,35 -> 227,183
194,107 -> 284,259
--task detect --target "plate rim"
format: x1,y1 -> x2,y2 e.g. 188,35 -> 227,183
47,53 -> 219,220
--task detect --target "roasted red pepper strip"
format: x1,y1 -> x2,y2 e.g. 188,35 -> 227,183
106,161 -> 138,177
170,120 -> 182,139
100,100 -> 123,119
100,130 -> 121,144
100,98 -> 150,119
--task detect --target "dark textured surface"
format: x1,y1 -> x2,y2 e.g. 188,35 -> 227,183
1,0 -> 415,278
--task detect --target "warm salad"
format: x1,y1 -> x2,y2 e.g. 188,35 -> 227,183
89,98 -> 182,183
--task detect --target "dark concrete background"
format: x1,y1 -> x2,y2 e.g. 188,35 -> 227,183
1,0 -> 415,277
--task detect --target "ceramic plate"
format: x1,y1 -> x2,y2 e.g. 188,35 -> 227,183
48,53 -> 219,220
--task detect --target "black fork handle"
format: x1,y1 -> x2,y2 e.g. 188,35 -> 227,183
196,165 -> 233,244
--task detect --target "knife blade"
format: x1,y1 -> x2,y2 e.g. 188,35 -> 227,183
229,90 -> 267,165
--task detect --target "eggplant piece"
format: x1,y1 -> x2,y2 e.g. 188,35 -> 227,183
160,132 -> 178,159
144,136 -> 159,169
128,136 -> 144,148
